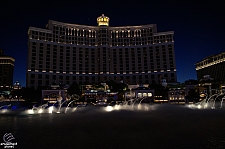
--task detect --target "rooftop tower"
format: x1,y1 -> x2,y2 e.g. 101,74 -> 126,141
97,14 -> 110,26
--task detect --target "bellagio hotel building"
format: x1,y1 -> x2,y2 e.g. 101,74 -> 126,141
27,14 -> 176,88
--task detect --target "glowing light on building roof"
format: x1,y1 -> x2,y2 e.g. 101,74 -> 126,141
97,14 -> 110,26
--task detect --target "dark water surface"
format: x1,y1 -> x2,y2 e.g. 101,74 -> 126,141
0,105 -> 225,149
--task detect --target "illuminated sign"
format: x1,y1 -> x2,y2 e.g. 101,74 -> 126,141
97,14 -> 110,26
98,22 -> 108,26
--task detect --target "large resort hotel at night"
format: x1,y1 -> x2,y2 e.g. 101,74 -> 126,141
195,52 -> 225,82
27,14 -> 176,88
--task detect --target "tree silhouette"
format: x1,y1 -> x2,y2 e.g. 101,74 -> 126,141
67,82 -> 81,96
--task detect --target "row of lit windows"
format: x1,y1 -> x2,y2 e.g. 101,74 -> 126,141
30,73 -> 175,85
30,53 -> 173,61
29,75 -> 176,86
30,51 -> 174,70
30,63 -> 174,71
27,69 -> 176,75
111,30 -> 152,38
31,55 -> 174,63
196,53 -> 225,70
30,59 -> 174,69
52,25 -> 154,37
0,59 -> 14,65
30,37 -> 173,46
29,63 -> 174,72
30,80 -> 160,86
32,28 -> 172,40
30,28 -> 173,46
28,66 -> 175,73
30,42 -> 173,52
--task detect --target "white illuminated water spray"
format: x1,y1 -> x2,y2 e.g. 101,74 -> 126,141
65,100 -> 77,113
27,102 -> 49,114
220,96 -> 225,108
56,100 -> 67,113
211,92 -> 225,109
0,104 -> 11,110
137,97 -> 147,110
189,91 -> 225,109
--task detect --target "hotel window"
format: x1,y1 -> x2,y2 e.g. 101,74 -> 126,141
38,74 -> 42,79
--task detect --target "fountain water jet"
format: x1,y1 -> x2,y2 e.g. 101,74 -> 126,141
132,98 -> 139,109
137,97 -> 147,110
0,104 -> 11,110
189,91 -> 225,109
211,92 -> 225,109
220,96 -> 225,108
56,100 -> 67,113
29,102 -> 49,114
65,99 -> 77,113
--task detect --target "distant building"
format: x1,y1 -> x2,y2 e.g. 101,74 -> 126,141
195,52 -> 225,82
124,85 -> 154,102
132,86 -> 154,102
42,85 -> 66,103
0,49 -> 15,91
27,14 -> 177,89
84,89 -> 118,103
168,87 -> 186,104
13,81 -> 21,90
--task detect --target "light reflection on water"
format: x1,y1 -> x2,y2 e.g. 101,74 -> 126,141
0,105 -> 225,148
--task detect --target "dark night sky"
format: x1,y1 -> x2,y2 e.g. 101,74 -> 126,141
0,0 -> 224,87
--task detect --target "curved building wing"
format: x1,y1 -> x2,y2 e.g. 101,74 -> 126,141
27,15 -> 176,88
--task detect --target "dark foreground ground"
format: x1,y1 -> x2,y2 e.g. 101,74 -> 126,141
0,104 -> 225,149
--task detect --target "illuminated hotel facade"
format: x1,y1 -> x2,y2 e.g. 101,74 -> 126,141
0,49 -> 15,91
195,52 -> 225,82
27,14 -> 177,89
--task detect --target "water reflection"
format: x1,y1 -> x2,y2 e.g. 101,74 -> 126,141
0,116 -> 18,135
0,105 -> 225,148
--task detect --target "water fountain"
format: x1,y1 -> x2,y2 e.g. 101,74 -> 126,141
55,91 -> 63,113
49,91 -> 71,113
64,95 -> 82,113
26,102 -> 49,114
2,88 -> 225,116
211,92 -> 225,109
0,104 -> 11,114
0,104 -> 11,110
189,91 -> 225,109
104,96 -> 152,112
137,97 -> 148,110
26,92 -> 64,114
220,96 -> 225,108
132,97 -> 140,108
24,92 -> 85,114
64,99 -> 77,113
